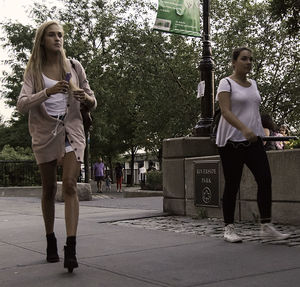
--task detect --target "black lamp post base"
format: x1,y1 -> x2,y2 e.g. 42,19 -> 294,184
193,118 -> 213,137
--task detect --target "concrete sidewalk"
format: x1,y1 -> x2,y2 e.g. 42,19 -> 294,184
0,196 -> 300,287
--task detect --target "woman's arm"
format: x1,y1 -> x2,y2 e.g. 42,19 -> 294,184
218,91 -> 257,142
71,59 -> 97,110
263,128 -> 270,145
17,74 -> 49,114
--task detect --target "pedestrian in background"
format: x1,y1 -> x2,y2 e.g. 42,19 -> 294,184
17,21 -> 97,272
261,114 -> 277,151
105,174 -> 112,192
139,163 -> 146,188
277,125 -> 289,149
115,162 -> 123,192
93,157 -> 105,193
147,160 -> 156,172
216,47 -> 290,243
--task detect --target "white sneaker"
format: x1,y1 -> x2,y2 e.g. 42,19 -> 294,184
260,223 -> 290,240
224,224 -> 242,243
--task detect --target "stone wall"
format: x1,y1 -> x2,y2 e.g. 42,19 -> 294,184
163,137 -> 300,225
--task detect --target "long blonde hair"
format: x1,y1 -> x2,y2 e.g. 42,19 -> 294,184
24,21 -> 73,92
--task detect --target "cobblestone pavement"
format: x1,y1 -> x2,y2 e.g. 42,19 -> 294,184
111,216 -> 300,247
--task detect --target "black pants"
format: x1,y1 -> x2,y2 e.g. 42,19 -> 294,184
218,139 -> 272,224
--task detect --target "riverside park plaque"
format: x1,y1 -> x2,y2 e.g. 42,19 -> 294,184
194,160 -> 220,207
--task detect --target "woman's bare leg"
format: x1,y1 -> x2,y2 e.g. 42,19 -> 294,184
62,152 -> 80,236
39,160 -> 57,235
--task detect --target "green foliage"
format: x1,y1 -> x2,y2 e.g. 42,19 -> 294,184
0,21 -> 34,107
268,0 -> 300,36
144,170 -> 163,190
211,0 -> 300,131
0,115 -> 32,150
0,0 -> 299,162
0,145 -> 34,160
285,138 -> 300,149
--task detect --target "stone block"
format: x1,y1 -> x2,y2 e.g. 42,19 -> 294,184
162,136 -> 299,225
163,198 -> 185,215
272,202 -> 300,225
268,150 -> 300,201
163,137 -> 218,159
163,158 -> 185,199
240,149 -> 300,202
239,201 -> 259,222
56,181 -> 92,202
240,200 -> 300,225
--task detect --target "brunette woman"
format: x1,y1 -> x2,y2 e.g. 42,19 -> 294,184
216,47 -> 289,243
17,21 -> 97,271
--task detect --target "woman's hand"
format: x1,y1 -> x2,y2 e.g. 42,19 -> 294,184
46,80 -> 69,96
73,89 -> 87,103
73,89 -> 95,107
242,127 -> 258,142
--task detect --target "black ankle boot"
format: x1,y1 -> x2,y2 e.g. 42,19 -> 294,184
64,236 -> 78,273
46,233 -> 59,263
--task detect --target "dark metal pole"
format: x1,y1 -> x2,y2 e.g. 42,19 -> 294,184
84,132 -> 90,183
193,0 -> 215,137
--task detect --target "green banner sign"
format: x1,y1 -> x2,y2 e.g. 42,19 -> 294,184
153,0 -> 201,37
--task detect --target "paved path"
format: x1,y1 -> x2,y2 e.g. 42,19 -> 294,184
1,196 -> 300,287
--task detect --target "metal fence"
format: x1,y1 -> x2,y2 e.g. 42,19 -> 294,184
0,160 -> 77,186
0,160 -> 42,187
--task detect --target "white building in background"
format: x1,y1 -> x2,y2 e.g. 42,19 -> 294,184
122,152 -> 160,185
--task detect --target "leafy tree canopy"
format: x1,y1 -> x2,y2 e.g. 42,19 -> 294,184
268,0 -> 300,36
0,0 -> 299,164
211,0 -> 300,131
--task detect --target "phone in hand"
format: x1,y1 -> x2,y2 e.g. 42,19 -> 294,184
65,72 -> 72,82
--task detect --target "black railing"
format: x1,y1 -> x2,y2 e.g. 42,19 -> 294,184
0,160 -> 41,187
0,160 -> 84,187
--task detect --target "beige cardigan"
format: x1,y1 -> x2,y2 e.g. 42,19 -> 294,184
17,59 -> 97,164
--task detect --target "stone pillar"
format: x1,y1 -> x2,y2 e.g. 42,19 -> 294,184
163,138 -> 300,225
163,137 -> 218,215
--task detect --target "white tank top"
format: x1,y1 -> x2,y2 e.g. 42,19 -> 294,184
43,74 -> 67,116
215,77 -> 265,147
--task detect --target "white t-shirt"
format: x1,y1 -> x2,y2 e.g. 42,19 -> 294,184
215,77 -> 265,147
43,74 -> 67,116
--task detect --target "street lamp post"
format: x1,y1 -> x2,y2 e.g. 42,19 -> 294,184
193,0 -> 215,137
84,132 -> 90,183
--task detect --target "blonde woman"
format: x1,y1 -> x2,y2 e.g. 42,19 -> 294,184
17,21 -> 97,272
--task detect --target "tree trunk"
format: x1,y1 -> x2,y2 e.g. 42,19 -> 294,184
108,156 -> 113,183
129,146 -> 135,186
158,146 -> 163,171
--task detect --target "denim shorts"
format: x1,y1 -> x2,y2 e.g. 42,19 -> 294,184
65,137 -> 74,153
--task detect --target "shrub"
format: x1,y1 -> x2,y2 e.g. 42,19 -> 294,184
285,138 -> 300,149
0,145 -> 34,160
144,170 -> 163,190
